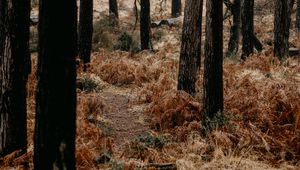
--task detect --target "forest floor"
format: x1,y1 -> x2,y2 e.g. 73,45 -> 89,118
1,0 -> 300,169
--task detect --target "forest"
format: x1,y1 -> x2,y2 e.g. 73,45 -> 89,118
0,0 -> 300,169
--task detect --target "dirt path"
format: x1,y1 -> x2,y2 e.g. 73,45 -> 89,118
99,88 -> 150,153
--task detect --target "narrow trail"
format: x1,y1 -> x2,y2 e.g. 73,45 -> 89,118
99,89 -> 150,153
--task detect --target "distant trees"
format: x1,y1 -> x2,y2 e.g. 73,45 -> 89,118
203,0 -> 223,119
177,0 -> 203,96
140,0 -> 150,50
109,0 -> 119,19
171,0 -> 181,17
34,0 -> 77,168
0,0 -> 30,156
241,0 -> 254,59
79,0 -> 93,71
225,0 -> 241,57
274,0 -> 293,59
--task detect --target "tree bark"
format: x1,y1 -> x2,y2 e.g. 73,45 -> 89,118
109,0 -> 119,19
0,0 -> 30,156
226,0 -> 241,57
241,0 -> 254,59
274,0 -> 292,59
34,0 -> 77,169
171,0 -> 181,17
177,0 -> 203,96
140,0 -> 150,50
203,0 -> 223,119
79,0 -> 93,70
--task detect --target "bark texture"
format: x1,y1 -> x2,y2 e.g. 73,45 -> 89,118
34,0 -> 77,169
0,0 -> 30,156
140,0 -> 150,50
203,0 -> 223,119
177,0 -> 203,96
297,0 -> 300,31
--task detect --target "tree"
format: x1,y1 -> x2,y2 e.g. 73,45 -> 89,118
177,0 -> 203,96
241,0 -> 254,59
140,0 -> 150,50
34,0 -> 77,168
79,0 -> 93,71
274,0 -> 294,59
225,0 -> 241,57
0,0 -> 30,156
297,0 -> 300,32
203,0 -> 223,119
109,0 -> 119,19
171,0 -> 181,17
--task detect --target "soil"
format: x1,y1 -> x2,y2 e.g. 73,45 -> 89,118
98,88 -> 150,153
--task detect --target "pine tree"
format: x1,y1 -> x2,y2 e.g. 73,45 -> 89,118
203,0 -> 223,119
140,0 -> 150,50
241,0 -> 254,59
34,0 -> 77,168
177,0 -> 203,96
0,0 -> 30,156
79,0 -> 93,70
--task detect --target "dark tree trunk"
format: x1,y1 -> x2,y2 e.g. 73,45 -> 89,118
140,0 -> 150,50
241,0 -> 254,59
177,0 -> 203,96
0,0 -> 30,156
79,0 -> 93,70
109,0 -> 119,19
226,0 -> 241,57
171,0 -> 181,17
203,0 -> 223,119
34,0 -> 77,169
297,0 -> 300,31
274,0 -> 292,59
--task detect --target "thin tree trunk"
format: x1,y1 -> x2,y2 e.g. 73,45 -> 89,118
241,0 -> 254,59
79,0 -> 93,71
274,0 -> 292,59
140,0 -> 150,50
34,0 -> 77,169
203,0 -> 223,119
226,0 -> 241,57
0,0 -> 30,156
171,0 -> 181,17
297,0 -> 300,32
109,0 -> 119,19
177,0 -> 203,96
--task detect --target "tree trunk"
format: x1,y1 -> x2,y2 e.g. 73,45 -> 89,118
241,0 -> 254,59
0,0 -> 30,156
171,0 -> 181,17
226,0 -> 241,57
109,0 -> 119,19
297,0 -> 300,32
79,0 -> 93,71
34,0 -> 77,169
140,0 -> 150,50
274,0 -> 292,59
177,0 -> 203,96
203,0 -> 223,119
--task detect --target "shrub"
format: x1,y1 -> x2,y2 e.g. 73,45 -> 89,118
114,32 -> 140,53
